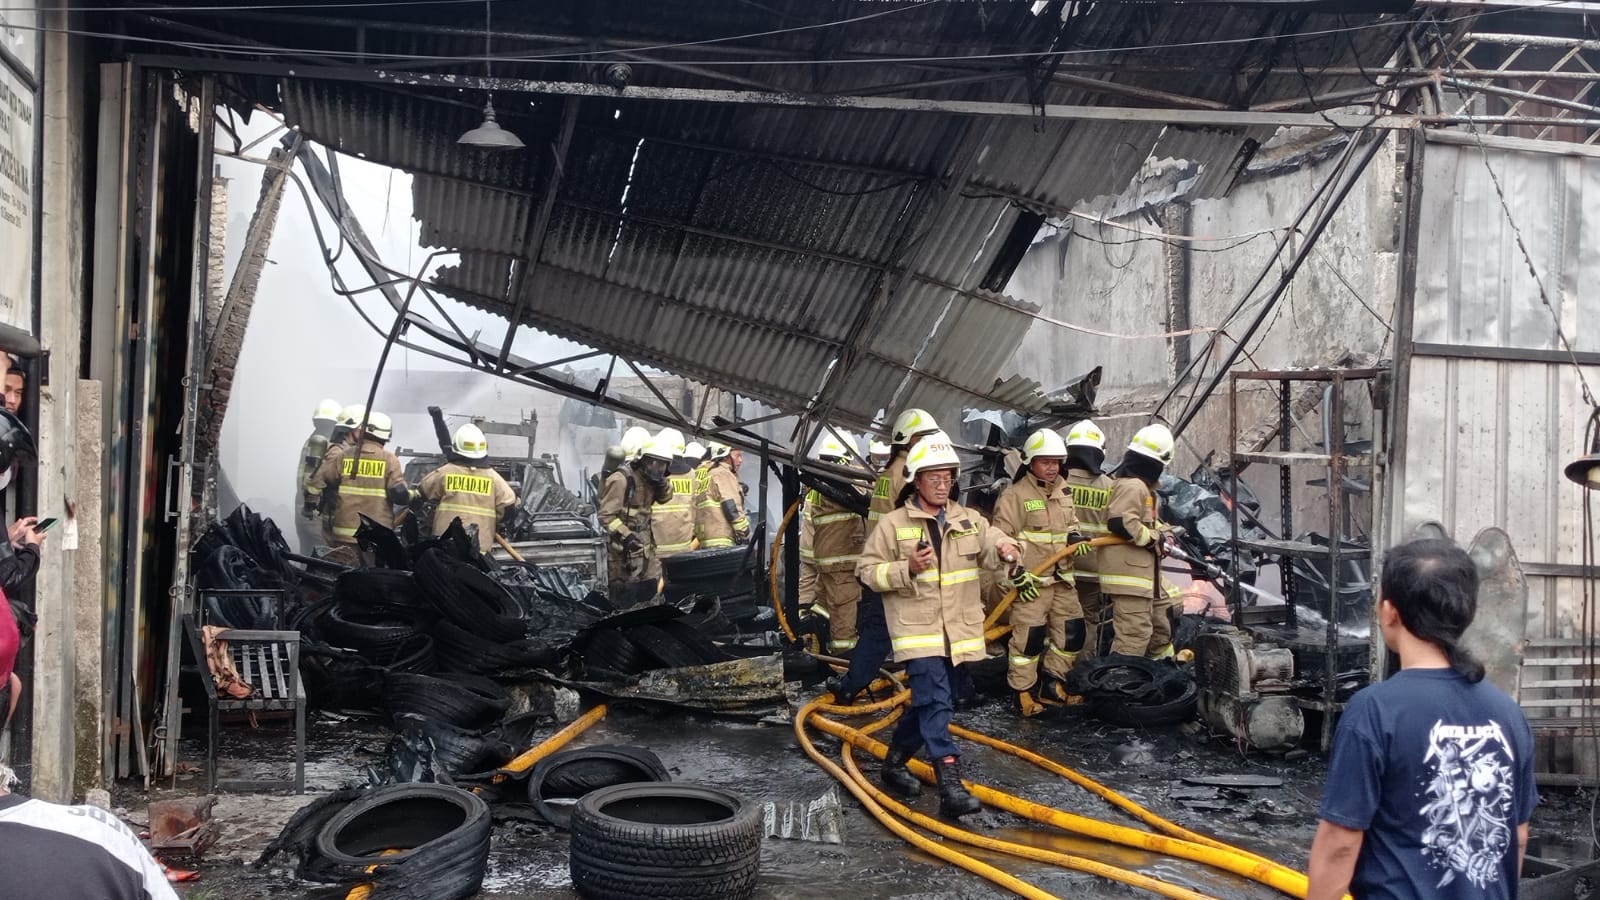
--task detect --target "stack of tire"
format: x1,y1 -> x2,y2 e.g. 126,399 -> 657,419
569,783 -> 762,900
1066,655 -> 1198,727
660,547 -> 768,635
572,608 -> 735,680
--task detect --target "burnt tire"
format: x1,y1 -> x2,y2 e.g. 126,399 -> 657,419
654,620 -> 732,665
314,783 -> 491,900
568,783 -> 761,900
625,624 -> 702,670
528,746 -> 671,829
1093,676 -> 1198,728
581,628 -> 645,675
383,672 -> 512,730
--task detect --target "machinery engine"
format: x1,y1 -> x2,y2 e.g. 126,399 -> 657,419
1194,630 -> 1304,752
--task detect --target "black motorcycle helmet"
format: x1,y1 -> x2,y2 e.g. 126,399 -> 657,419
0,409 -> 37,472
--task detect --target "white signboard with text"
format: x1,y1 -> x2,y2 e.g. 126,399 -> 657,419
0,2 -> 33,79
0,62 -> 31,336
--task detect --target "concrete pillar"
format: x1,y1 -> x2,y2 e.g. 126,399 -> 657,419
72,380 -> 102,797
31,1 -> 88,802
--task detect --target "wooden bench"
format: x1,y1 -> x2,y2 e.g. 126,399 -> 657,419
182,606 -> 305,794
1517,637 -> 1600,784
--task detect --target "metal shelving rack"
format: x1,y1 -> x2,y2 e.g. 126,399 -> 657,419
1228,367 -> 1383,750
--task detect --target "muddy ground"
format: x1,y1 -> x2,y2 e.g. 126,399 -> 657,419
118,692 -> 1596,899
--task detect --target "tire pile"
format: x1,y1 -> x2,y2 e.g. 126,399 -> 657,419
660,546 -> 774,636
1066,655 -> 1198,728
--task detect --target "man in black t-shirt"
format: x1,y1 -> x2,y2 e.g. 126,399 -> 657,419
1308,539 -> 1536,900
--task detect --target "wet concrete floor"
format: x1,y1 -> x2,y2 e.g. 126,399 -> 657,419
124,696 -> 1594,899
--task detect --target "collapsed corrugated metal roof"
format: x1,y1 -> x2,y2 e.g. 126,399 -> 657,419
121,0 -> 1421,431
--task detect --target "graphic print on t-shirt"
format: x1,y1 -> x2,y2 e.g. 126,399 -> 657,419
1418,719 -> 1516,889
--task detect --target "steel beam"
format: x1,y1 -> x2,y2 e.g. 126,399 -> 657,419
497,96 -> 579,370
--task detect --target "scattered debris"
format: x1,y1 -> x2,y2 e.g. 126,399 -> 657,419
762,787 -> 845,844
147,796 -> 222,858
1179,774 -> 1284,789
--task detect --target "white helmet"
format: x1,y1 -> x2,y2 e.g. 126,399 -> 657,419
1020,429 -> 1067,464
684,440 -> 706,461
313,398 -> 342,425
337,404 -> 367,429
453,423 -> 489,460
706,441 -> 733,461
364,411 -> 394,442
814,428 -> 854,463
642,431 -> 678,462
655,427 -> 687,458
620,426 -> 652,461
890,408 -> 940,446
869,440 -> 890,459
1128,423 -> 1175,467
905,430 -> 961,478
1066,419 -> 1106,451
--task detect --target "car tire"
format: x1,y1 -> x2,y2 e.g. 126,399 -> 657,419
314,783 -> 492,900
1094,677 -> 1199,728
527,746 -> 671,829
625,623 -> 702,670
568,783 -> 761,900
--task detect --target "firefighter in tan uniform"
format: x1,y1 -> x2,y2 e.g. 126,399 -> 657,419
800,430 -> 867,655
649,429 -> 697,560
1062,420 -> 1115,657
858,431 -> 1019,819
599,430 -> 674,606
1100,424 -> 1179,659
295,398 -> 341,553
992,429 -> 1093,717
313,411 -> 411,560
304,404 -> 366,550
696,443 -> 749,548
826,408 -> 944,703
418,424 -> 517,550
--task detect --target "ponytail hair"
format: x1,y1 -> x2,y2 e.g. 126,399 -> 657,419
1380,538 -> 1484,683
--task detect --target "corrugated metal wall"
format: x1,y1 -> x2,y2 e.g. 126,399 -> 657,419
1399,137 -> 1600,640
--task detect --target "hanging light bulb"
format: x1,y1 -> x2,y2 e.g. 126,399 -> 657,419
1567,410 -> 1600,490
459,0 -> 524,150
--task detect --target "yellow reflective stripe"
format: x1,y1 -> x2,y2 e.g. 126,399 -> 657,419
809,605 -> 830,619
1009,653 -> 1039,666
697,499 -> 721,509
1074,569 -> 1100,580
813,553 -> 859,566
1077,523 -> 1110,535
799,547 -> 817,560
868,510 -> 885,522
940,569 -> 979,587
606,519 -> 628,534
438,502 -> 491,515
656,501 -> 692,512
950,637 -> 986,657
731,517 -> 750,529
1149,644 -> 1175,660
702,537 -> 734,548
913,569 -> 941,584
1134,526 -> 1154,547
871,562 -> 896,592
331,525 -> 359,537
828,638 -> 858,652
1049,645 -> 1079,661
891,633 -> 946,653
1019,530 -> 1075,543
656,540 -> 695,553
814,512 -> 857,526
1164,581 -> 1182,599
338,485 -> 389,498
1100,574 -> 1156,592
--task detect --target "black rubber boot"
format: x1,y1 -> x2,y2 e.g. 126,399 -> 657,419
880,745 -> 923,798
934,755 -> 981,819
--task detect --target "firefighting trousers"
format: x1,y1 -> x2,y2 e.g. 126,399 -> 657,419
888,656 -> 960,760
1005,581 -> 1083,691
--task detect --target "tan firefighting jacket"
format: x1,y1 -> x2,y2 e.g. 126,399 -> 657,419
653,465 -> 698,558
316,438 -> 406,544
298,432 -> 329,508
419,461 -> 517,542
599,464 -> 671,563
697,460 -> 748,548
992,474 -> 1080,585
1065,467 -> 1114,584
801,488 -> 865,574
1099,476 -> 1163,598
857,498 -> 1014,665
867,451 -> 908,525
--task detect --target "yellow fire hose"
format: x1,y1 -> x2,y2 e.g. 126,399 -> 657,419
824,703 -> 1212,900
948,723 -> 1281,869
770,499 -> 803,642
807,713 -> 1314,899
487,704 -> 608,782
793,697 -> 1061,900
983,536 -> 1128,634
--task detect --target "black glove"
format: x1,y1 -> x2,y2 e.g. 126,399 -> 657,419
622,532 -> 644,555
1068,531 -> 1092,557
301,498 -> 316,520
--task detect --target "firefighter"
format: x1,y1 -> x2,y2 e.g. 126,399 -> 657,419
1100,424 -> 1179,659
992,429 -> 1092,716
858,431 -> 1019,818
869,439 -> 891,471
1062,420 -> 1114,657
418,424 -> 517,551
304,404 -> 367,550
651,429 -> 697,560
697,442 -> 749,548
311,411 -> 411,559
599,429 -> 674,606
826,408 -> 942,704
295,398 -> 341,553
802,429 -> 867,655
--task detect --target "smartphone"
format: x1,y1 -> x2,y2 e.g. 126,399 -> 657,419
35,517 -> 57,532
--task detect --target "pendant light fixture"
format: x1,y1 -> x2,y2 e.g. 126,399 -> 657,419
458,0 -> 524,150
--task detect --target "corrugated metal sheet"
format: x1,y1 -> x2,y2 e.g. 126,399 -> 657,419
231,1 -> 1416,430
1397,136 -> 1600,641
